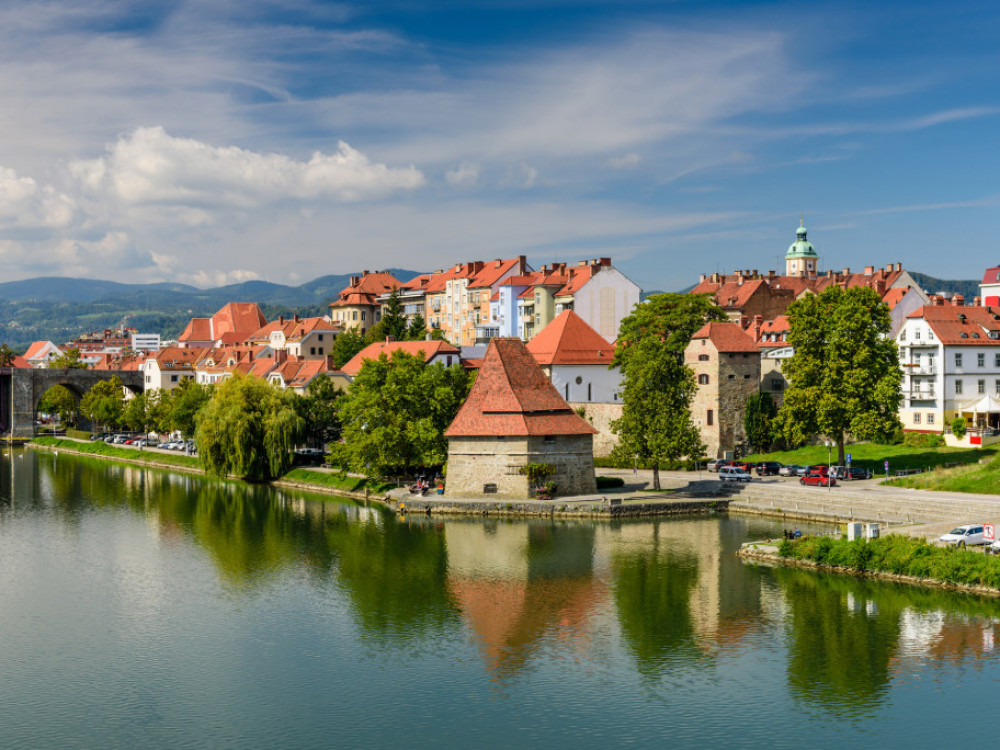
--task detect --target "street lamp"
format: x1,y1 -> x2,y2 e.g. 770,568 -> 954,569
825,440 -> 832,492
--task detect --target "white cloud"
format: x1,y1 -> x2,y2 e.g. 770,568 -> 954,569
183,268 -> 263,288
70,126 -> 425,212
0,167 -> 75,229
445,161 -> 480,186
607,153 -> 640,169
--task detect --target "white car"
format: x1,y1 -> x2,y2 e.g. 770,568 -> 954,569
719,466 -> 752,483
939,524 -> 985,547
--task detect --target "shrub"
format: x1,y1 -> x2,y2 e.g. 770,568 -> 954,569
596,476 -> 625,489
952,417 -> 967,440
66,428 -> 92,441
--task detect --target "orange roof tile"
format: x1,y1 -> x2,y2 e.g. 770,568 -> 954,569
341,340 -> 461,376
445,338 -> 597,437
23,341 -> 60,360
526,311 -> 615,366
468,257 -> 526,290
909,305 -> 1000,346
691,322 -> 759,353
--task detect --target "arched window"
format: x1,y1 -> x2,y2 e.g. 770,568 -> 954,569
698,374 -> 709,385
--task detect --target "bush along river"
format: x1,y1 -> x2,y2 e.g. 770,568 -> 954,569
4,446 -> 1000,748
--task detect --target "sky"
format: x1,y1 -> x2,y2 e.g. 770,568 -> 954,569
0,0 -> 998,291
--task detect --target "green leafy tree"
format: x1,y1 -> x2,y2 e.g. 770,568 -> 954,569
51,347 -> 88,369
428,328 -> 447,341
951,417 -> 967,439
196,374 -> 305,481
611,293 -> 726,489
407,313 -> 427,341
335,350 -> 473,476
380,287 -> 408,341
331,329 -> 367,369
167,379 -> 211,438
80,376 -> 125,430
0,344 -> 16,366
297,375 -> 342,449
776,286 -> 902,464
124,391 -> 155,433
744,391 -> 778,454
38,385 -> 78,425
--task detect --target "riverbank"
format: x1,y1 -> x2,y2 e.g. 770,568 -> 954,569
393,494 -> 728,518
739,534 -> 1000,597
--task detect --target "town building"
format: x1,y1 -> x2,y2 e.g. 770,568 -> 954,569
445,337 -> 597,498
328,271 -> 402,336
896,297 -> 1000,445
22,341 -> 63,368
178,303 -> 268,348
333,338 -> 461,390
685,322 -> 761,459
142,347 -> 205,391
245,315 -> 338,360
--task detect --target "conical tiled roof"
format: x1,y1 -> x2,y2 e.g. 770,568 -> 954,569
526,310 -> 614,366
445,338 -> 597,437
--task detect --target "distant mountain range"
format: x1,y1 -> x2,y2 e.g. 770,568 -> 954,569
0,270 -> 421,352
0,269 -> 981,353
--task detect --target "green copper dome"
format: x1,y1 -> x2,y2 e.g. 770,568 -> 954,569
786,222 -> 817,259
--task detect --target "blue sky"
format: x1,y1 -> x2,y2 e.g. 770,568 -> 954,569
0,0 -> 997,290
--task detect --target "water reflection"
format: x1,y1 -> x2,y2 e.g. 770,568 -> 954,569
8,448 -> 1000,722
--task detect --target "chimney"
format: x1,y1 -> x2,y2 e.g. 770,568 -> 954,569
896,262 -> 902,271
350,276 -> 359,286
974,296 -> 982,307
953,295 -> 965,306
385,336 -> 395,343
494,259 -> 502,267
599,257 -> 611,266
579,260 -> 588,267
826,269 -> 833,278
768,270 -> 776,279
932,295 -> 945,306
751,269 -> 759,279
864,266 -> 874,276
362,270 -> 370,275
752,315 -> 763,341
740,315 -> 749,329
842,268 -> 850,276
875,279 -> 886,296
518,254 -> 527,271
541,264 -> 547,273
278,315 -> 284,324
275,350 -> 287,364
293,314 -> 299,323
699,274 -> 707,283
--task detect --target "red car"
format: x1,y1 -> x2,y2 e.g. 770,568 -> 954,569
800,472 -> 836,487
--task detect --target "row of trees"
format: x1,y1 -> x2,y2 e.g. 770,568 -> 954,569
331,288 -> 443,368
610,286 -> 903,486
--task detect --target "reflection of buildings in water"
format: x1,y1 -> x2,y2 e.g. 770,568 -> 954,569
444,520 -> 605,677
593,520 -> 767,651
893,608 -> 1000,670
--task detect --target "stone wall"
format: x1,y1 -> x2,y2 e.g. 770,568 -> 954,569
687,340 -> 760,459
569,401 -> 621,457
447,433 -> 597,498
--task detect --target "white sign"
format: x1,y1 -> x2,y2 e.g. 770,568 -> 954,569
986,524 -> 995,542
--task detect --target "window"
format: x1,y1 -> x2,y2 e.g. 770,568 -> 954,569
771,379 -> 784,391
309,347 -> 315,355
706,409 -> 713,426
996,379 -> 1000,394
899,330 -> 906,341
698,354 -> 709,361
728,374 -> 735,379
927,413 -> 935,425
955,353 -> 963,367
171,375 -> 178,383
587,383 -> 592,401
914,413 -> 921,424
979,379 -> 986,394
914,329 -> 920,340
352,311 -> 358,321
361,311 -> 367,321
956,380 -> 963,395
979,353 -> 986,367
995,353 -> 1000,368
928,330 -> 934,340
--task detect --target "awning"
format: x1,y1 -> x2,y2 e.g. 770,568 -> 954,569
960,393 -> 1000,413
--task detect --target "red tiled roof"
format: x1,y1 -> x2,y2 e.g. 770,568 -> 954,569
908,305 -> 1000,346
445,338 -> 597,437
341,339 -> 461,376
882,286 -> 909,310
11,355 -> 30,368
149,347 -> 206,369
468,257 -> 525,290
526,311 -> 615,366
23,341 -> 60,360
178,318 -> 212,343
982,266 -> 1000,285
330,271 -> 402,307
691,322 -> 759,353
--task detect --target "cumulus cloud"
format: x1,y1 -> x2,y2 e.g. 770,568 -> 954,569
0,167 -> 75,229
183,268 -> 263,288
445,161 -> 480,186
70,126 -> 426,211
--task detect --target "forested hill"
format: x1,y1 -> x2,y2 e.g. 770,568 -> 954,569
0,270 -> 421,352
908,272 -> 981,301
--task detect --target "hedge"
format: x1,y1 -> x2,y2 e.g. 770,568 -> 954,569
65,429 -> 92,441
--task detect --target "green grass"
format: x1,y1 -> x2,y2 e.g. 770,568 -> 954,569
280,468 -> 396,494
744,442 -> 998,474
779,533 -> 1000,589
32,436 -> 202,470
884,456 -> 1000,495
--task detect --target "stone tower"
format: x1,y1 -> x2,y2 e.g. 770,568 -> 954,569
785,219 -> 818,277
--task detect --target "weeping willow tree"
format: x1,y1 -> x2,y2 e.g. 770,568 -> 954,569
196,373 -> 305,481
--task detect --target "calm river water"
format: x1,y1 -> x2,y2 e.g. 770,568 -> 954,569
0,448 -> 997,748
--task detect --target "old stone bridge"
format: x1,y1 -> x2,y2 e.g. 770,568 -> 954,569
0,367 -> 144,439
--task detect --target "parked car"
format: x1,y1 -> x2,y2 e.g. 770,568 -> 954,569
756,461 -> 782,476
844,467 -> 873,480
719,465 -> 752,483
939,524 -> 985,547
805,465 -> 830,477
778,464 -> 801,477
795,465 -> 811,476
706,459 -> 726,473
800,473 -> 836,487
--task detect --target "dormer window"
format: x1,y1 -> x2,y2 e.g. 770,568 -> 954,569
914,330 -> 920,340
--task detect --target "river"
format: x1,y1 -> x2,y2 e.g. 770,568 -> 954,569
0,448 -> 997,748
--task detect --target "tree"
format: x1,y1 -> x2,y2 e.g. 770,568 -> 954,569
124,391 -> 154,433
297,375 -> 342,449
196,374 -> 305,481
744,391 -> 778,454
80,376 -> 125,430
38,385 -> 78,425
0,344 -> 15,366
407,313 -> 427,341
331,329 -> 367,369
335,350 -> 473,476
610,293 -> 726,489
428,328 -> 447,341
380,287 -> 408,341
165,378 -> 211,438
51,347 -> 88,369
776,286 -> 902,464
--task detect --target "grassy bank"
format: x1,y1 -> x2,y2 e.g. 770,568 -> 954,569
744,442 -> 997,474
779,533 -> 1000,589
884,455 -> 1000,495
280,468 -> 396,495
32,436 -> 202,470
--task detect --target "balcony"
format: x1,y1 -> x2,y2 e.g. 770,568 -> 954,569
475,326 -> 500,343
904,364 -> 937,375
907,388 -> 936,400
